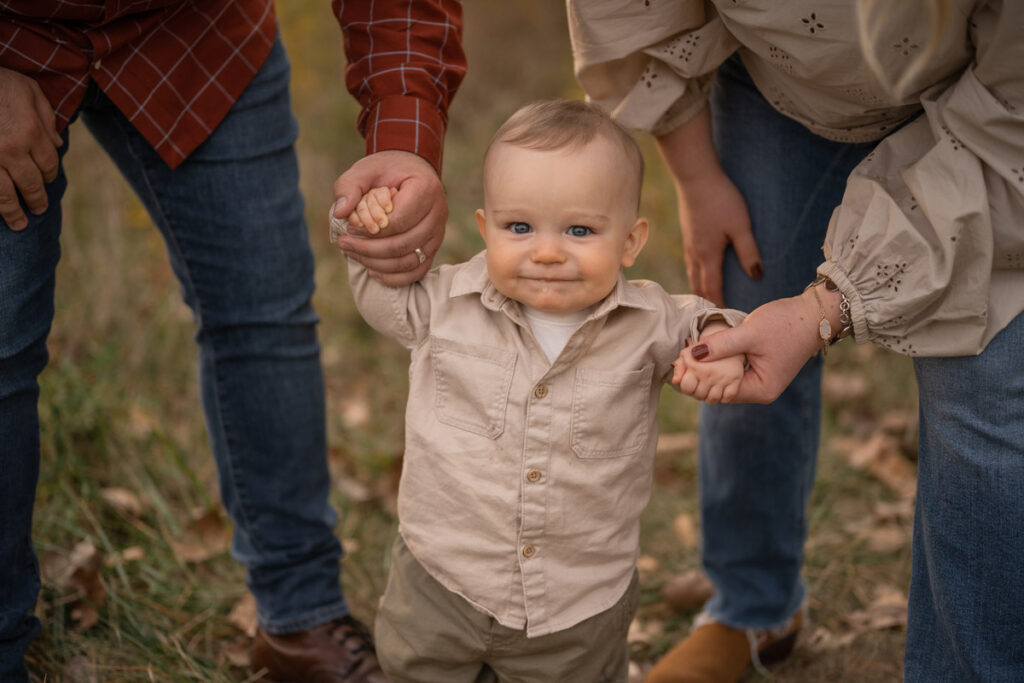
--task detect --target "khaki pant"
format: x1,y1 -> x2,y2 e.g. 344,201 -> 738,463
375,536 -> 639,683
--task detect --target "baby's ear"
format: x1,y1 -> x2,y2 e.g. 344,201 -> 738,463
621,216 -> 649,267
475,209 -> 487,241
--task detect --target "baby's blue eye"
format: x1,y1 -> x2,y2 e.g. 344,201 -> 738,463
507,222 -> 531,234
567,225 -> 592,237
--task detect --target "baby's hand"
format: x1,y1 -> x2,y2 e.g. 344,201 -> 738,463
347,186 -> 398,235
673,347 -> 745,404
672,323 -> 745,404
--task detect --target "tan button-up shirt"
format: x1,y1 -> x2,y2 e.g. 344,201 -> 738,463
569,0 -> 1024,357
348,252 -> 743,636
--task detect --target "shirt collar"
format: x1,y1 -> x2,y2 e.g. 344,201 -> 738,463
449,251 -> 656,318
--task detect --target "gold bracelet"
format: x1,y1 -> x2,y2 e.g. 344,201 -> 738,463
804,275 -> 853,356
808,284 -> 830,356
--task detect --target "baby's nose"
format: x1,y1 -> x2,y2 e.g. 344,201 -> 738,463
531,235 -> 566,263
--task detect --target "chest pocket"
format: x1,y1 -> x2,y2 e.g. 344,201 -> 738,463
431,336 -> 516,439
570,364 -> 653,459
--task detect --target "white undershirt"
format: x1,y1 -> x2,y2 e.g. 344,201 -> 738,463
522,306 -> 591,363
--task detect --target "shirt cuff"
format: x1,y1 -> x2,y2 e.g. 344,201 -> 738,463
361,95 -> 446,173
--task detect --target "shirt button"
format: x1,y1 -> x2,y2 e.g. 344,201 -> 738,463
522,544 -> 536,558
533,384 -> 548,399
526,469 -> 542,483
92,59 -> 102,70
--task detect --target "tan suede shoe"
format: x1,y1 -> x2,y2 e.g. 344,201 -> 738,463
251,615 -> 388,683
646,608 -> 803,683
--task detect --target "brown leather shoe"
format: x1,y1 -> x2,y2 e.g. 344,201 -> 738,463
646,607 -> 803,683
251,615 -> 388,682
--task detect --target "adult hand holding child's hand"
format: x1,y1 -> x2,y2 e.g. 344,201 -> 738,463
332,150 -> 447,285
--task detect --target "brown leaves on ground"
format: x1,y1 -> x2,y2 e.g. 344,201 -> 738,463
39,540 -> 106,632
660,570 -> 714,612
807,585 -> 907,652
99,487 -> 145,517
831,410 -> 918,500
224,592 -> 259,667
169,508 -> 231,563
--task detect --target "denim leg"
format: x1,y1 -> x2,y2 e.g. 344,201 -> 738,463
905,312 -> 1024,682
79,36 -> 346,633
698,55 -> 873,628
0,142 -> 68,683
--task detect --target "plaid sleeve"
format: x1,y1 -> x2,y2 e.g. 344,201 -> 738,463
334,0 -> 466,172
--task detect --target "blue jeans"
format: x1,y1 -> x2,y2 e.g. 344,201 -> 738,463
698,54 -> 873,628
0,37 -> 347,681
906,312 -> 1024,682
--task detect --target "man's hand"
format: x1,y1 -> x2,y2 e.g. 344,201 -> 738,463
332,150 -> 447,286
0,67 -> 62,230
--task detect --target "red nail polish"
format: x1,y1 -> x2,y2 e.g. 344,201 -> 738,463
751,263 -> 763,280
692,343 -> 709,360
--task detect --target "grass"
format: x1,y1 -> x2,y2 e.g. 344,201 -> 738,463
26,1 -> 918,680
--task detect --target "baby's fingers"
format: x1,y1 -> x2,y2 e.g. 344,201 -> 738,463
704,385 -> 725,405
677,369 -> 698,396
721,379 -> 742,405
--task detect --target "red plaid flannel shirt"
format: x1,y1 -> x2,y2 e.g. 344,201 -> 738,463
0,0 -> 465,170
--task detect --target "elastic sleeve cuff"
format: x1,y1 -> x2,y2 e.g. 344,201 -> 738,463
360,95 -> 446,173
688,307 -> 746,342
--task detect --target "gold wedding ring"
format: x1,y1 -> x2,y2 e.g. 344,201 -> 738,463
414,247 -> 426,264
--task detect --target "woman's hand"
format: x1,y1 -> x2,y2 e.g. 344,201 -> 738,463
689,289 -> 833,403
673,170 -> 760,307
656,107 -> 761,307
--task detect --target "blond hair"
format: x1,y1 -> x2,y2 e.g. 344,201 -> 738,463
484,99 -> 645,210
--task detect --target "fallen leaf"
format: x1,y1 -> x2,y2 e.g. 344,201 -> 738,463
170,508 -> 231,563
336,477 -> 373,504
656,432 -> 698,455
228,593 -> 259,637
100,487 -> 144,517
805,626 -> 857,651
121,546 -> 146,562
661,570 -> 713,612
847,432 -> 916,499
61,654 -> 98,683
627,617 -> 664,646
864,525 -> 908,553
636,555 -> 660,573
223,636 -> 252,668
128,405 -> 156,438
672,513 -> 699,549
71,603 -> 100,631
872,499 -> 914,523
105,546 -> 146,566
822,371 -> 870,402
848,586 -> 907,633
60,541 -> 106,602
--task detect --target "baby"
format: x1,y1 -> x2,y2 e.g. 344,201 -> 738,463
334,99 -> 746,682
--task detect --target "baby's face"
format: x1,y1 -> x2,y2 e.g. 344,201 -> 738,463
476,139 -> 647,315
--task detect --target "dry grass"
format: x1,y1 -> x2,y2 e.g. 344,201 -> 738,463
26,1 -> 917,680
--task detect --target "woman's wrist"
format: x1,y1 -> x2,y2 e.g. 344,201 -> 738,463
800,278 -> 847,355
